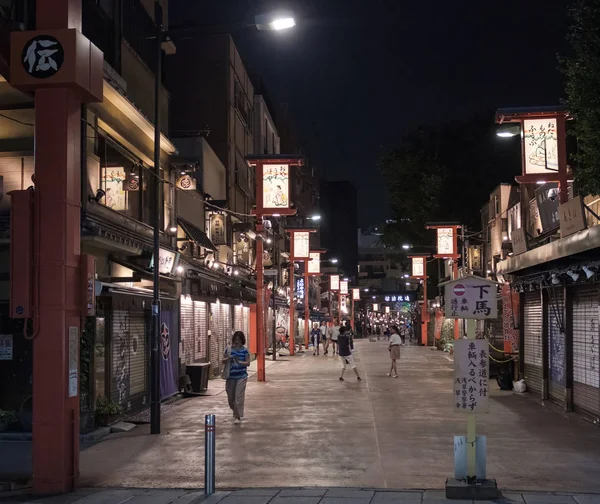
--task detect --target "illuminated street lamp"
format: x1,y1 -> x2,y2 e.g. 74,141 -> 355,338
308,214 -> 321,221
402,244 -> 411,250
255,13 -> 297,31
496,124 -> 520,138
330,258 -> 339,264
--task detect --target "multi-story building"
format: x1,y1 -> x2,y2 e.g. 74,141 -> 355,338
0,0 -> 183,419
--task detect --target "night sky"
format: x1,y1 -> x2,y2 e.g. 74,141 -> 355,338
170,0 -> 570,227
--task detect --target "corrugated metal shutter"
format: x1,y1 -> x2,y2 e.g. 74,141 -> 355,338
572,286 -> 600,419
180,296 -> 195,376
221,302 -> 232,347
547,287 -> 566,405
210,303 -> 221,376
194,301 -> 208,362
111,308 -> 147,411
523,291 -> 543,396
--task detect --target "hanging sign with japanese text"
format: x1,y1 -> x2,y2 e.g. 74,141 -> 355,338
330,274 -> 339,291
411,256 -> 425,277
150,248 -> 179,275
0,334 -> 13,360
454,339 -> 489,413
352,288 -> 360,301
437,227 -> 455,256
443,276 -> 498,320
385,306 -> 390,314
308,252 -> 321,274
263,164 -> 290,210
559,195 -> 587,238
293,231 -> 310,259
373,303 -> 379,312
209,213 -> 227,246
340,280 -> 349,295
535,183 -> 560,233
523,118 -> 558,174
510,227 -> 528,256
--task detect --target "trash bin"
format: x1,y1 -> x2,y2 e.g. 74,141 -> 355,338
186,362 -> 211,393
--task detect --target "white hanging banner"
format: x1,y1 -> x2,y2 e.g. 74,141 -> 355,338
352,288 -> 360,301
307,252 -> 321,274
330,274 -> 340,291
340,280 -> 349,295
411,256 -> 425,277
437,227 -> 455,256
293,231 -> 310,259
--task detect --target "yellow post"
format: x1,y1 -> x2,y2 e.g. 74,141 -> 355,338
466,318 -> 476,480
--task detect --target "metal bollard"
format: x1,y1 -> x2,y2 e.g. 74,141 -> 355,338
204,414 -> 216,495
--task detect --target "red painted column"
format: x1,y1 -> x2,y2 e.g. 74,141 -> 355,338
421,275 -> 428,346
289,262 -> 295,356
351,298 -> 355,331
255,224 -> 266,382
32,0 -> 83,493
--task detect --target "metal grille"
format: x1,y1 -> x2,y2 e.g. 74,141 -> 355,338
180,296 -> 195,377
523,291 -> 543,396
194,301 -> 208,362
111,308 -> 147,411
210,303 -> 221,376
233,305 -> 243,333
572,286 -> 600,418
221,303 -> 232,347
547,287 -> 566,405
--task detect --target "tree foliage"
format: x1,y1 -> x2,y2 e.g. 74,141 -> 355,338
380,113 -> 521,248
562,0 -> 600,196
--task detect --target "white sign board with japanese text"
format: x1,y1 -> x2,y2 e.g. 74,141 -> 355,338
340,280 -> 349,295
444,277 -> 498,320
263,164 -> 290,210
150,248 -> 179,275
523,118 -> 558,174
293,231 -> 310,259
411,256 -> 424,277
352,288 -> 360,301
437,227 -> 454,256
454,339 -> 489,413
330,274 -> 339,291
308,252 -> 321,274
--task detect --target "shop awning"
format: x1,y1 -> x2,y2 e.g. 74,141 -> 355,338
179,218 -> 216,251
497,224 -> 600,275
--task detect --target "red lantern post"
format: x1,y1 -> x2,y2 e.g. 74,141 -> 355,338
410,255 -> 430,346
246,156 -> 302,379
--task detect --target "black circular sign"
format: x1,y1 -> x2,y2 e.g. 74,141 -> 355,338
21,35 -> 64,79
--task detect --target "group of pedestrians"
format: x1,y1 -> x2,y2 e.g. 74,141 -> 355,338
222,320 -> 403,425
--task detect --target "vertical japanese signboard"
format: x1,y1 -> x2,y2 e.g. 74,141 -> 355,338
340,280 -> 349,295
293,231 -> 310,259
523,118 -> 558,174
330,274 -> 340,291
453,339 -> 489,413
307,252 -> 321,274
437,227 -> 455,256
352,288 -> 360,301
263,164 -> 290,210
444,277 -> 498,320
411,256 -> 424,277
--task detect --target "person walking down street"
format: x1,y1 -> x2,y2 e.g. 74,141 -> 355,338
388,325 -> 402,378
223,331 -> 250,424
311,323 -> 322,355
384,326 -> 391,340
338,325 -> 361,381
330,321 -> 340,356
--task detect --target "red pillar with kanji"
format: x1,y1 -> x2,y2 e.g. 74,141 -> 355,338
9,0 -> 103,493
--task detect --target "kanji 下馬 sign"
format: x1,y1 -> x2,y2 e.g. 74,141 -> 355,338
442,276 -> 499,320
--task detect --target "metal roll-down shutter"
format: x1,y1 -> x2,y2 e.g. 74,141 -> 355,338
572,286 -> 600,420
180,296 -> 195,377
547,287 -> 566,406
523,291 -> 543,396
194,301 -> 208,362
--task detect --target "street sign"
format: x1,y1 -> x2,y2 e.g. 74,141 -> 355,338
442,276 -> 499,320
453,339 -> 489,413
264,269 -> 278,276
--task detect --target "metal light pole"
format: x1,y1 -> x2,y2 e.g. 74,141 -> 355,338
151,0 -> 163,435
304,266 -> 310,349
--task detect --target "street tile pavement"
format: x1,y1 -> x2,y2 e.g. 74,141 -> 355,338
1,489 -> 599,504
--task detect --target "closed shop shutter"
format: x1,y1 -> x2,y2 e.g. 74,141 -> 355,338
523,291 -> 543,396
547,287 -> 566,405
194,301 -> 208,362
210,303 -> 221,376
572,286 -> 600,419
221,303 -> 232,349
180,297 -> 195,377
111,307 -> 147,411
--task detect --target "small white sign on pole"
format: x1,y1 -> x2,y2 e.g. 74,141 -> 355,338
454,339 -> 489,413
444,276 -> 498,320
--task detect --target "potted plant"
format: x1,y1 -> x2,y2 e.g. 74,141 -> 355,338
0,410 -> 17,432
94,396 -> 123,427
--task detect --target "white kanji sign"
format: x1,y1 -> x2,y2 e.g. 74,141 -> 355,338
443,276 -> 498,320
22,36 -> 64,78
453,339 -> 489,413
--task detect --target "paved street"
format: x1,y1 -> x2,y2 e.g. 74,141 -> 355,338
1,487 -> 599,504
68,340 -> 600,493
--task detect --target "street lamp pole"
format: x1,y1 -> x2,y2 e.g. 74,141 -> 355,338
304,266 -> 310,349
150,0 -> 163,435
